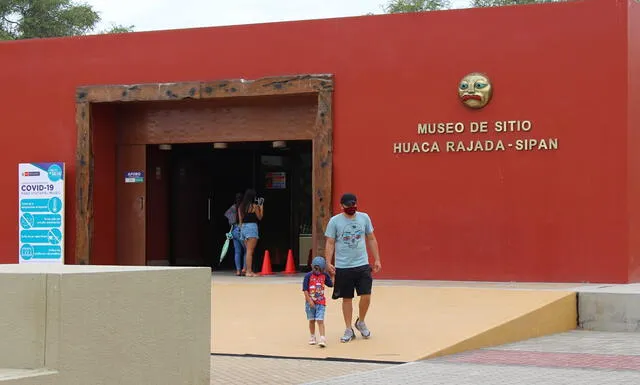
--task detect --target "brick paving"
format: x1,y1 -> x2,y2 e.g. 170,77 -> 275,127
301,331 -> 640,385
210,355 -> 394,385
491,330 -> 640,354
305,361 -> 640,385
444,350 -> 640,371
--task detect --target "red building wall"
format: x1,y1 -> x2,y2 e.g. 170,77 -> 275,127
0,0 -> 636,282
628,0 -> 640,282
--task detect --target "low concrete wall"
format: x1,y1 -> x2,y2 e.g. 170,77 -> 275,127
0,274 -> 46,370
577,285 -> 640,332
0,265 -> 211,385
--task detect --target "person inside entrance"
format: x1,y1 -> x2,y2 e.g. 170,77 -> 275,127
238,188 -> 264,277
224,192 -> 247,276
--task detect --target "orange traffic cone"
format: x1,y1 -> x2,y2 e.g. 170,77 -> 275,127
283,249 -> 296,275
260,250 -> 274,276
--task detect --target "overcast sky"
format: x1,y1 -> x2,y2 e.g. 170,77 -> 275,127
86,0 -> 472,33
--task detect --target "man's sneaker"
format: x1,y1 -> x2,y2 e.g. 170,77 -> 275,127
340,328 -> 355,343
355,317 -> 371,338
308,335 -> 317,345
318,336 -> 326,348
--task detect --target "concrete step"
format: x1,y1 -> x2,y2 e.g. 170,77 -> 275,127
0,368 -> 57,383
577,284 -> 640,332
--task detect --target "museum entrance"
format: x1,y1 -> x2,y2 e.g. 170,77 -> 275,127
144,141 -> 312,271
77,75 -> 333,268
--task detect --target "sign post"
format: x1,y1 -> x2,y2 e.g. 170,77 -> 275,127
18,162 -> 65,264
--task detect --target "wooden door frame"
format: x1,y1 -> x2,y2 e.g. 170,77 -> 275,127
75,74 -> 334,265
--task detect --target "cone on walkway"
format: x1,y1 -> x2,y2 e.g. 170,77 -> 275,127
283,249 -> 296,275
260,250 -> 274,276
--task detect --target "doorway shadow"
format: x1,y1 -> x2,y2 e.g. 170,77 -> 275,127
146,141 -> 312,272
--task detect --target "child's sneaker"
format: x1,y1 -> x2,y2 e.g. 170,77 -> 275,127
318,336 -> 326,348
308,335 -> 317,345
354,317 -> 371,338
340,328 -> 355,343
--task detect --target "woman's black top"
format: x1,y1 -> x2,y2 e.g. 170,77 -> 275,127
242,206 -> 259,223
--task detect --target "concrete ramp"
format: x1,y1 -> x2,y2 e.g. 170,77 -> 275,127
212,283 -> 576,362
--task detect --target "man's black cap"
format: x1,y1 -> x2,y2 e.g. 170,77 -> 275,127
340,193 -> 357,206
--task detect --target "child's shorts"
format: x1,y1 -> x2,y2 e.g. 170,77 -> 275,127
305,302 -> 326,321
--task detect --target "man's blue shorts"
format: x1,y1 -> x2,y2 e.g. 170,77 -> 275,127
305,302 -> 326,321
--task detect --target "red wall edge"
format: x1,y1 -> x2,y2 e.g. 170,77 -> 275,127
628,0 -> 640,282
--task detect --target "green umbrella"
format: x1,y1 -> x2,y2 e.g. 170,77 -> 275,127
219,226 -> 234,263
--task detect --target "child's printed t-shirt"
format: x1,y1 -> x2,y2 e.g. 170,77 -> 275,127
302,272 -> 334,306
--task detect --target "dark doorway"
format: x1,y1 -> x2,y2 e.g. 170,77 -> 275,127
146,140 -> 312,272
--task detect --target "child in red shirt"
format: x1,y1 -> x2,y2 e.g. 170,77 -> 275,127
302,256 -> 334,347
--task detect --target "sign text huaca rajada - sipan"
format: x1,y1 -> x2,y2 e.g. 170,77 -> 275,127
393,120 -> 559,154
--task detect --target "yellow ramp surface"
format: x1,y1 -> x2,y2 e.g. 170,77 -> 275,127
211,283 -> 576,362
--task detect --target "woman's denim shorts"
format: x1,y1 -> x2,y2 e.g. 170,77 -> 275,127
241,223 -> 259,240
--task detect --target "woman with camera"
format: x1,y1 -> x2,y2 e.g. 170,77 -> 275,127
238,188 -> 264,277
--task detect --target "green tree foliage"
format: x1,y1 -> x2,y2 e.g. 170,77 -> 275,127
383,0 -> 451,13
100,23 -> 135,34
0,0 -> 134,40
382,0 -> 565,13
472,0 -> 560,7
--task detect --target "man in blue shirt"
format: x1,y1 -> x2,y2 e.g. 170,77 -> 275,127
324,193 -> 382,343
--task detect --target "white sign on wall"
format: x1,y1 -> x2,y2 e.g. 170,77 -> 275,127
18,163 -> 65,264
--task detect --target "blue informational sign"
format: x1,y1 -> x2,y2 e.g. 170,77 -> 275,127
124,171 -> 144,183
18,163 -> 65,264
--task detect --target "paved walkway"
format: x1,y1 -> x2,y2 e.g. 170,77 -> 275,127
211,272 -> 395,384
302,331 -> 640,384
212,272 -> 640,384
210,355 -> 394,385
211,331 -> 640,384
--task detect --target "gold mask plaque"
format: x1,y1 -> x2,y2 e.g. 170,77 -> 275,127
458,73 -> 492,109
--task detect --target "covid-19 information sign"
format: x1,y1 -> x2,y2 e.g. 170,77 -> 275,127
18,162 -> 65,264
